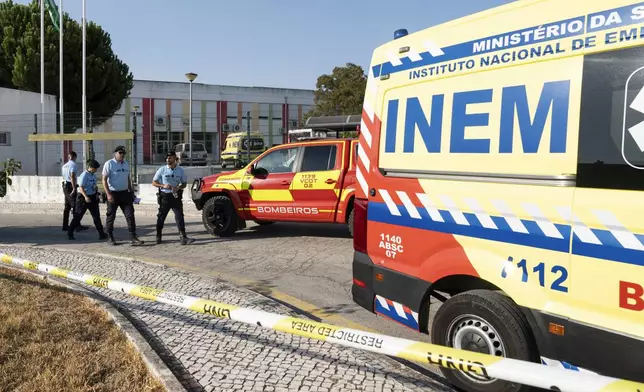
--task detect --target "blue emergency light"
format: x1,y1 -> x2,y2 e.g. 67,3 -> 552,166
394,29 -> 408,40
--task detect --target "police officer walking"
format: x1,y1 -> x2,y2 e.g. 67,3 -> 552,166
68,160 -> 108,240
152,151 -> 194,245
61,151 -> 87,232
101,145 -> 143,246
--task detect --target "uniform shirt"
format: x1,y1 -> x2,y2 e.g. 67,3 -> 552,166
61,160 -> 77,182
102,158 -> 130,191
153,165 -> 187,193
78,170 -> 98,196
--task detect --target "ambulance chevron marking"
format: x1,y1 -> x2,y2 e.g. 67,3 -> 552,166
363,101 -> 375,125
492,199 -> 529,234
557,207 -> 602,245
392,302 -> 406,318
464,197 -> 498,229
379,189 -> 401,216
416,193 -> 444,222
406,49 -> 423,62
396,191 -> 421,219
360,119 -> 373,148
374,295 -> 420,330
424,40 -> 445,57
366,68 -> 378,96
355,167 -> 369,197
522,202 -> 564,239
386,51 -> 403,67
357,143 -> 371,171
592,210 -> 644,251
438,195 -> 470,226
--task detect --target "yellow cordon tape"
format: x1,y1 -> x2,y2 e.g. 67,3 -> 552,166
1,253 -> 642,392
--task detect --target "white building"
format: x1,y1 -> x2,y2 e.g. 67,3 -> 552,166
65,80 -> 315,166
0,87 -> 58,176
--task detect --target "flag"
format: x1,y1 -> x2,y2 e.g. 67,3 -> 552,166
44,0 -> 60,32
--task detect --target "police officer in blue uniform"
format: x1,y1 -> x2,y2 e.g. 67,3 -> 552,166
61,151 -> 87,232
152,151 -> 194,245
101,145 -> 143,246
68,160 -> 108,240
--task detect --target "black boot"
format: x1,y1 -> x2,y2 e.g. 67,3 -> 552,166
179,230 -> 194,245
107,232 -> 117,246
98,231 -> 108,240
156,229 -> 162,244
130,234 -> 144,246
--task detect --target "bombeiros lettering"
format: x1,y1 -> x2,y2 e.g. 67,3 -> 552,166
257,206 -> 319,215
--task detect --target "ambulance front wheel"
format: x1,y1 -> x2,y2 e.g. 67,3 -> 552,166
202,195 -> 238,237
430,290 -> 539,392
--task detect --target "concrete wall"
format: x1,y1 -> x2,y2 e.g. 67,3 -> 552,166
3,170 -> 225,205
0,88 -> 58,176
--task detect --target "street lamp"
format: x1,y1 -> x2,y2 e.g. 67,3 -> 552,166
185,72 -> 198,166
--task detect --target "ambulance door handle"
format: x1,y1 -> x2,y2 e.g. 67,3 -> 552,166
325,179 -> 336,184
281,180 -> 291,185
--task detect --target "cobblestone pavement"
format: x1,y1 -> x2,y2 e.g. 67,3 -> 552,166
0,210 -> 440,345
0,246 -> 454,392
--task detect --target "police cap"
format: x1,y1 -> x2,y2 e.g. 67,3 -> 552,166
114,145 -> 126,153
88,159 -> 100,169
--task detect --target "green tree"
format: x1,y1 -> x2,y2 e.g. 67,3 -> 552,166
0,0 -> 133,132
306,63 -> 367,119
0,158 -> 21,198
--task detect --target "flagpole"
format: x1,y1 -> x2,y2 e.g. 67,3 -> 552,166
59,0 -> 64,160
40,0 -> 44,141
82,0 -> 87,162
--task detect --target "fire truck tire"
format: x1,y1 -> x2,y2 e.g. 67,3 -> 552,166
430,290 -> 539,392
202,195 -> 238,237
348,208 -> 355,237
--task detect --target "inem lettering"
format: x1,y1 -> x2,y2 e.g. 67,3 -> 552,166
384,80 -> 570,155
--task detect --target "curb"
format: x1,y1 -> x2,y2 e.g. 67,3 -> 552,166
0,263 -> 187,392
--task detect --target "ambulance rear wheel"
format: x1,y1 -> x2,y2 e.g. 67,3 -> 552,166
202,195 -> 238,237
430,290 -> 539,392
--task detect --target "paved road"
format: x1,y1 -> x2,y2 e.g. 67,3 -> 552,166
0,205 -> 440,345
0,246 -> 453,392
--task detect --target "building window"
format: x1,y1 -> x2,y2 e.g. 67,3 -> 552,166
577,45 -> 644,191
0,132 -> 10,146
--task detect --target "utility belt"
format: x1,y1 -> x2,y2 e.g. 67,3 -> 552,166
62,181 -> 77,190
157,189 -> 183,204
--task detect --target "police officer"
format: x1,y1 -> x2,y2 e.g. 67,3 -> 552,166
61,151 -> 87,232
101,145 -> 143,246
68,160 -> 108,240
152,151 -> 194,245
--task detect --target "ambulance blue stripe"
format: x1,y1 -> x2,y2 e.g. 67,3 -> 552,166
368,202 -> 570,252
372,2 -> 644,78
369,202 -> 644,267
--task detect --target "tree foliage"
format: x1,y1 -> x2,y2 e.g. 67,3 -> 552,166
0,158 -> 21,198
0,0 -> 133,131
306,63 -> 367,119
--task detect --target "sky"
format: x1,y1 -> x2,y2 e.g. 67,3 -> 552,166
14,0 -> 516,90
